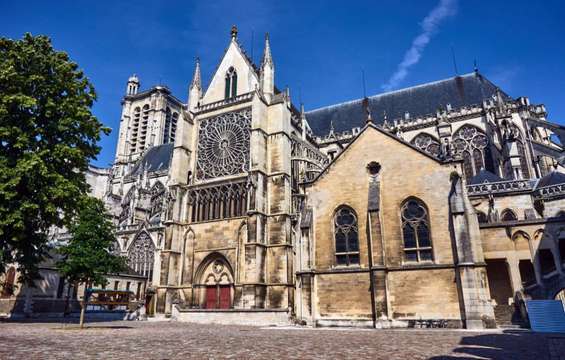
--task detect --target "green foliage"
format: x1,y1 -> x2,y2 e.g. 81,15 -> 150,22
57,197 -> 126,288
0,34 -> 110,283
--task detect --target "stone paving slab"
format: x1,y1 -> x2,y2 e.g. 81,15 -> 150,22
0,320 -> 557,359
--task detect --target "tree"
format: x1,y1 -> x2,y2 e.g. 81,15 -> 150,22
0,34 -> 109,283
57,196 -> 127,328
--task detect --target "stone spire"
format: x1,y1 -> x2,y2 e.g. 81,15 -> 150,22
260,33 -> 274,102
188,57 -> 202,112
261,33 -> 273,67
190,57 -> 201,90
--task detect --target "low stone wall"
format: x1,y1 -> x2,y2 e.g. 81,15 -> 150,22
173,306 -> 289,326
314,317 -> 463,329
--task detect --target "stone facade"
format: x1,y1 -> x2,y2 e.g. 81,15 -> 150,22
3,27 -> 564,328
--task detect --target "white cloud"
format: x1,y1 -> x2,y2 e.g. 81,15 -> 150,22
381,0 -> 457,91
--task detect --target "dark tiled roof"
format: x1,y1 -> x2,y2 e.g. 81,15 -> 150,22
129,143 -> 173,177
305,72 -> 506,136
468,169 -> 505,185
536,171 -> 565,188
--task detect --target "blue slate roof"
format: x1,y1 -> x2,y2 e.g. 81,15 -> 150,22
129,143 -> 173,176
305,72 -> 506,136
468,169 -> 504,185
536,171 -> 565,188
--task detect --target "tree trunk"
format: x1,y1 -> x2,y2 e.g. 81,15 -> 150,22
79,302 -> 86,328
79,281 -> 89,329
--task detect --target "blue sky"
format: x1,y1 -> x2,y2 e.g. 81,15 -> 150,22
1,0 -> 564,167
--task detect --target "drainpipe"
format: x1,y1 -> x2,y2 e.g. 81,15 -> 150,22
366,161 -> 381,328
367,211 -> 377,328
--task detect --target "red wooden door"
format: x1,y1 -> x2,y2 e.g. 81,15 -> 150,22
219,285 -> 231,309
206,286 -> 217,309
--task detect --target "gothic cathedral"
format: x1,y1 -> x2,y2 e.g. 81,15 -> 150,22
94,27 -> 565,328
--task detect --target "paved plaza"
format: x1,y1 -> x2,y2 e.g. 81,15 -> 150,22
0,320 -> 562,359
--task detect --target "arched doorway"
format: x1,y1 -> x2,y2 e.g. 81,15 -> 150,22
196,254 -> 234,309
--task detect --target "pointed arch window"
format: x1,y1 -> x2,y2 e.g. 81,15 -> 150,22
138,104 -> 150,152
477,211 -> 488,224
401,198 -> 433,262
163,108 -> 172,144
334,206 -> 359,266
225,67 -> 237,99
452,125 -> 489,179
119,187 -> 135,226
150,182 -> 166,221
163,109 -> 179,144
500,209 -> 518,222
127,233 -> 155,280
411,133 -> 441,157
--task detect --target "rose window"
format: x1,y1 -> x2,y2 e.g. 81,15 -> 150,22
196,108 -> 251,180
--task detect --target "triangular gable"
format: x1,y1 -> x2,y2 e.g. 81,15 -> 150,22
306,123 -> 452,185
201,39 -> 260,104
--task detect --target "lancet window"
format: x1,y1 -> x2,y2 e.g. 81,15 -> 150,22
119,187 -> 135,226
224,67 -> 238,99
188,181 -> 248,223
137,104 -> 150,152
401,198 -> 433,262
149,182 -> 165,220
130,107 -> 141,153
163,108 -> 178,144
334,206 -> 360,266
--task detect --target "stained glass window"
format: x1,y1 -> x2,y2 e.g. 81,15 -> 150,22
334,206 -> 360,266
401,198 -> 433,262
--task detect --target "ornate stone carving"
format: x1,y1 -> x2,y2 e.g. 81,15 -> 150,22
195,108 -> 251,180
411,133 -> 441,157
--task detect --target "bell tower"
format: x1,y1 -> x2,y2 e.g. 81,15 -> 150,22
126,74 -> 140,95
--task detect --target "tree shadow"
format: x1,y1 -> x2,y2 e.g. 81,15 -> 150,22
429,330 -> 554,359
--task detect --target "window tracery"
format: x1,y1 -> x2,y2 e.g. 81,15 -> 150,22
127,232 -> 155,280
452,125 -> 488,179
401,198 -> 433,262
150,182 -> 165,221
188,181 -> 248,222
119,187 -> 135,226
195,109 -> 251,180
411,133 -> 441,157
334,206 -> 359,266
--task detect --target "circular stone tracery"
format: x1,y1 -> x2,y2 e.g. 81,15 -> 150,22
196,109 -> 251,180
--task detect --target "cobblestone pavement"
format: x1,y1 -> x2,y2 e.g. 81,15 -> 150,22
0,320 -> 562,359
